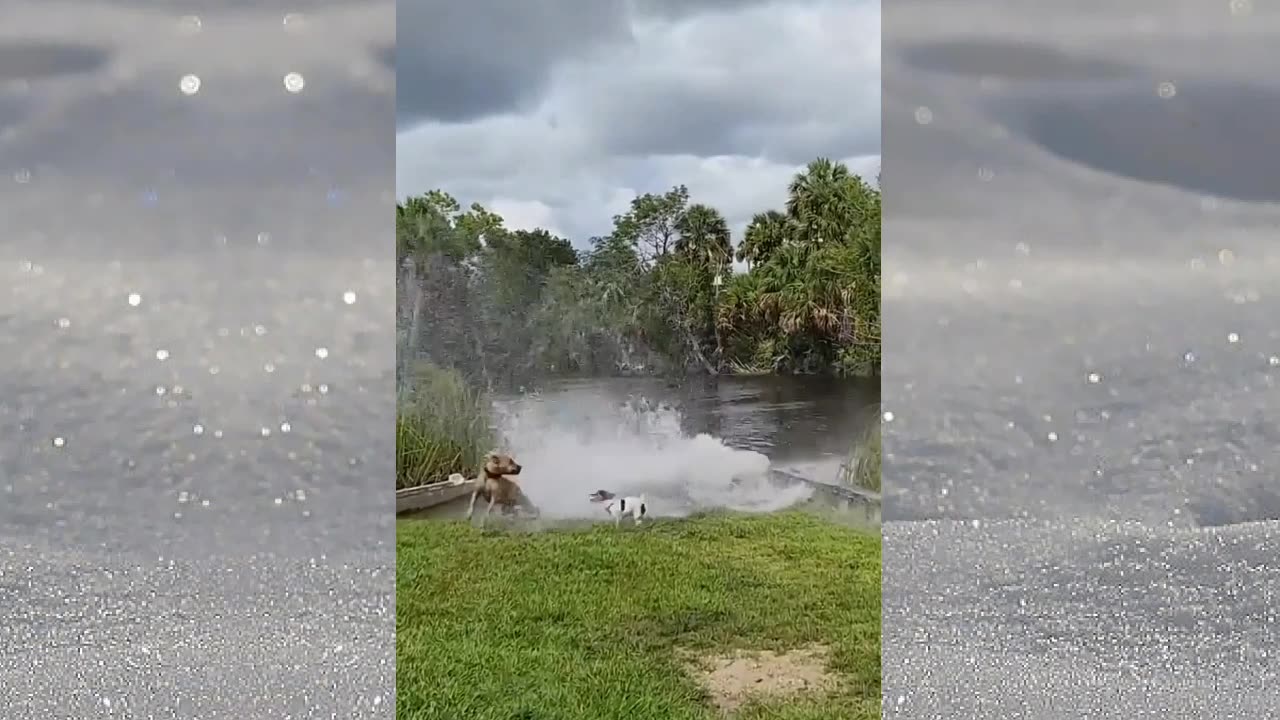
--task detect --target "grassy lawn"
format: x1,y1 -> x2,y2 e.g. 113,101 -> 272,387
397,512 -> 881,720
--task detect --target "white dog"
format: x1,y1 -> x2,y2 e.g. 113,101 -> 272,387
588,489 -> 647,527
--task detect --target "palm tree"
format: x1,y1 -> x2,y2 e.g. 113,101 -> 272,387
669,203 -> 732,368
737,210 -> 790,268
675,203 -> 732,273
786,158 -> 857,249
843,180 -> 881,279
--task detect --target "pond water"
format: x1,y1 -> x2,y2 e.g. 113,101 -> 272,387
403,375 -> 880,522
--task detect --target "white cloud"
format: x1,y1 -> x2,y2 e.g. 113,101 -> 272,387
487,198 -> 566,239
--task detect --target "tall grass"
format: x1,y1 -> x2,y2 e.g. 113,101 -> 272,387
396,362 -> 493,490
839,420 -> 881,493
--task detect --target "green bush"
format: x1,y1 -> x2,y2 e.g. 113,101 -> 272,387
396,363 -> 493,490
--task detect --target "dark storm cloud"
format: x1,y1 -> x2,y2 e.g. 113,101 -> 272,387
0,40 -> 110,80
1003,79 -> 1280,203
585,74 -> 880,164
394,0 -> 783,128
900,39 -> 1139,81
395,0 -> 630,127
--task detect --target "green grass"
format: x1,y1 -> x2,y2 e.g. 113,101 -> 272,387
397,512 -> 880,720
397,362 -> 494,490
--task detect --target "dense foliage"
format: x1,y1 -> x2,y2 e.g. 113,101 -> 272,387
397,158 -> 880,390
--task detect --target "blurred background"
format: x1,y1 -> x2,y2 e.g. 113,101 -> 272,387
883,0 -> 1280,716
1,1 -> 396,716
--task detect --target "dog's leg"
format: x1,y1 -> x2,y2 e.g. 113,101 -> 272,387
465,489 -> 480,522
480,496 -> 496,528
523,493 -> 540,519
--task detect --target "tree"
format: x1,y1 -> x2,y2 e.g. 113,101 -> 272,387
395,191 -> 484,386
675,203 -> 732,274
611,185 -> 690,262
397,190 -> 477,262
455,202 -> 507,250
649,256 -> 720,374
395,155 -> 881,386
737,210 -> 790,268
786,157 -> 859,248
509,228 -> 579,272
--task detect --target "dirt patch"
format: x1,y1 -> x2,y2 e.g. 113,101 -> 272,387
684,644 -> 836,715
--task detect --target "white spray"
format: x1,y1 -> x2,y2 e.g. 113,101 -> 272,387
491,393 -> 814,520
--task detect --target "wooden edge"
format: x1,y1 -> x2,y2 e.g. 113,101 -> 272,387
769,469 -> 881,504
395,478 -> 469,499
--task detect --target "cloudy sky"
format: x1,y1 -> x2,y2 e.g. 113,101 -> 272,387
396,0 -> 880,249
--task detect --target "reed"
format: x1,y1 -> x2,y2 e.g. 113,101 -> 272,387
395,362 -> 493,490
839,420 -> 881,493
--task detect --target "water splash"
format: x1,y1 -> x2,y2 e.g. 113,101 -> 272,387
491,393 -> 813,520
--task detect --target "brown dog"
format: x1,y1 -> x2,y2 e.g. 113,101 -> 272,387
465,451 -> 538,527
